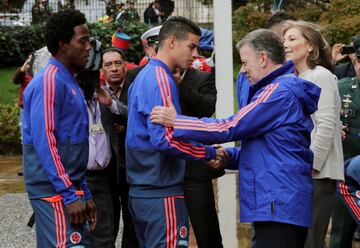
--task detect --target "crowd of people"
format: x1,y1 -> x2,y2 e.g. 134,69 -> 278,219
12,4 -> 360,248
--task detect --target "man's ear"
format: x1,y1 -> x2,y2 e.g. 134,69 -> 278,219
58,40 -> 68,53
260,52 -> 268,68
168,35 -> 176,50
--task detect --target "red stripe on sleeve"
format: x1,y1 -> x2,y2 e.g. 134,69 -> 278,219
43,65 -> 72,188
155,67 -> 167,106
339,182 -> 360,220
173,83 -> 279,132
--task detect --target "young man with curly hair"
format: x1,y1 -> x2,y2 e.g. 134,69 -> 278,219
22,9 -> 96,247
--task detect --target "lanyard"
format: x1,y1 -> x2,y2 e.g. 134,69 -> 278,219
86,99 -> 98,123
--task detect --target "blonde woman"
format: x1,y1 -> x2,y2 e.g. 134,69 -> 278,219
283,20 -> 344,248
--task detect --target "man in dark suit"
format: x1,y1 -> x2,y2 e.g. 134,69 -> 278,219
85,47 -> 138,248
125,64 -> 224,247
177,68 -> 224,248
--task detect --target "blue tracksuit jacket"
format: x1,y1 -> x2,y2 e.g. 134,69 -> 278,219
22,58 -> 91,205
170,61 -> 321,227
236,72 -> 250,109
125,59 -> 216,198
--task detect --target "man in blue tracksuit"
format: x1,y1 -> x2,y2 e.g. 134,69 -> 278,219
150,29 -> 321,248
125,17 -> 223,248
22,10 -> 96,247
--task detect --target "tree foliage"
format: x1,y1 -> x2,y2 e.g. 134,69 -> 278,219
0,104 -> 21,155
232,0 -> 359,46
320,0 -> 360,44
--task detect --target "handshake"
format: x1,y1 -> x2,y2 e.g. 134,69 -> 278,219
206,144 -> 230,169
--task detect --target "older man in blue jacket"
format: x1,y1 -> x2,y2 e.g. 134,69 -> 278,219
150,29 -> 321,248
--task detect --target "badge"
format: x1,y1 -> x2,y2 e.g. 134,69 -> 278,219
352,84 -> 357,89
70,231 -> 82,244
179,226 -> 187,238
356,190 -> 360,199
90,123 -> 104,134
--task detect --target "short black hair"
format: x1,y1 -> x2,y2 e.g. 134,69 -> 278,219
158,16 -> 201,47
103,47 -> 126,61
265,13 -> 297,29
45,10 -> 87,56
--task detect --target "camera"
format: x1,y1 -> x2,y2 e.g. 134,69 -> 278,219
341,45 -> 356,55
76,37 -> 103,100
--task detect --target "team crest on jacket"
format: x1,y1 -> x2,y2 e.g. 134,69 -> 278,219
356,190 -> 360,199
70,231 -> 82,244
179,226 -> 187,238
71,88 -> 77,96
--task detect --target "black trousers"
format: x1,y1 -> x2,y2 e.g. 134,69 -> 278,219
305,178 -> 336,248
88,156 -> 138,248
87,171 -> 115,248
329,193 -> 356,248
183,179 -> 223,248
108,161 -> 139,248
119,166 -> 138,248
253,221 -> 308,248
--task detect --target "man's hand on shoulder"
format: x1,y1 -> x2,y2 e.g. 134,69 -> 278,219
150,95 -> 177,127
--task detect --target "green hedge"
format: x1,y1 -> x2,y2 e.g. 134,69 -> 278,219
89,21 -> 149,64
0,20 -> 149,67
0,24 -> 45,67
0,104 -> 21,155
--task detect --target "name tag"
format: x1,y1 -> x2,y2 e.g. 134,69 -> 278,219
90,124 -> 105,134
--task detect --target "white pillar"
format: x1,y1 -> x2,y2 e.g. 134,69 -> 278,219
214,0 -> 234,147
214,1 -> 238,246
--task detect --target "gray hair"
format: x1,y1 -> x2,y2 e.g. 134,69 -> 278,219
236,29 -> 285,65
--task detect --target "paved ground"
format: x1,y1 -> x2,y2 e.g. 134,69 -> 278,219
0,193 -> 126,247
0,193 -> 36,248
2,156 -> 360,247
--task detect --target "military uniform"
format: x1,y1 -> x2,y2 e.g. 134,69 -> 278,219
330,76 -> 360,248
339,77 -> 360,160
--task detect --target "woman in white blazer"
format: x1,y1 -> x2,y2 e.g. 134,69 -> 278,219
283,20 -> 344,248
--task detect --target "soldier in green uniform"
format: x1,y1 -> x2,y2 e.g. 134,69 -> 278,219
122,1 -> 140,22
329,39 -> 360,248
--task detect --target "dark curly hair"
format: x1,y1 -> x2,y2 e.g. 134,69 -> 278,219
45,10 -> 86,56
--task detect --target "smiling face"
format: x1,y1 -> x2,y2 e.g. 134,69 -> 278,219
101,51 -> 126,87
171,33 -> 200,70
65,24 -> 91,71
283,27 -> 313,68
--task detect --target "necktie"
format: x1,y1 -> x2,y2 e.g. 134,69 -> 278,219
110,86 -> 121,98
88,100 -> 111,169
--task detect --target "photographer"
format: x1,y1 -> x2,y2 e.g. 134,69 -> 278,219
332,36 -> 359,79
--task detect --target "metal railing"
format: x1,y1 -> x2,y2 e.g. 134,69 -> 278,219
0,0 -> 213,26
